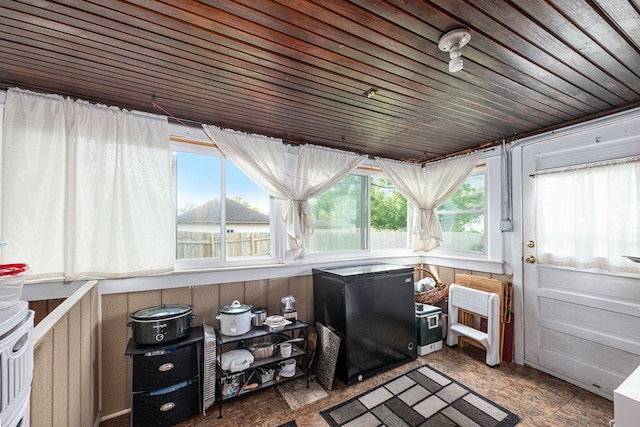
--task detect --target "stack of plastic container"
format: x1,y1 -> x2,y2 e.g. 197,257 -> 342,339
0,262 -> 34,427
0,264 -> 28,309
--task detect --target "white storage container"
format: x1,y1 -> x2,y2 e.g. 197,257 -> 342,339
0,264 -> 28,310
3,388 -> 29,427
0,301 -> 34,427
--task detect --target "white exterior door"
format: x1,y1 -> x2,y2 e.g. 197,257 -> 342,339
520,110 -> 640,399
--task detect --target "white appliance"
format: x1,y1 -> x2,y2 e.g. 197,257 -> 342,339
202,323 -> 216,414
0,301 -> 34,427
613,364 -> 640,427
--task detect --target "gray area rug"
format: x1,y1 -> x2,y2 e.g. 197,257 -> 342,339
320,365 -> 519,426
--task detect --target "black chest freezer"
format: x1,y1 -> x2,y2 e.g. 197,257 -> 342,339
312,263 -> 417,385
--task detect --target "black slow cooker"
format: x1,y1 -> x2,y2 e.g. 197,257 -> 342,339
128,304 -> 194,344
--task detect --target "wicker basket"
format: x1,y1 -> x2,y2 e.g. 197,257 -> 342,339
414,267 -> 449,306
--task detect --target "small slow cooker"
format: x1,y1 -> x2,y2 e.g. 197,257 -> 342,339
129,304 -> 194,344
217,300 -> 254,336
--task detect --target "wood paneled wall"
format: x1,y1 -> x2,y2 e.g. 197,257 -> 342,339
29,298 -> 66,326
95,264 -> 511,419
414,264 -> 512,310
101,275 -> 313,418
428,265 -> 511,291
32,280 -> 99,427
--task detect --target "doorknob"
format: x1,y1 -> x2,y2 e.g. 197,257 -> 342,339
524,255 -> 536,263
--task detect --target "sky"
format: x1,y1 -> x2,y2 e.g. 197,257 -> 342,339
176,152 -> 270,214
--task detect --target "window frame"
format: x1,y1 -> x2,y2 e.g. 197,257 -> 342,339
304,164 -> 414,262
171,140 -> 278,271
304,169 -> 371,261
368,170 -> 411,254
423,154 -> 504,270
435,168 -> 488,255
170,137 -> 503,272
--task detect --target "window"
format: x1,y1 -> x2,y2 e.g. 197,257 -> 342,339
309,174 -> 368,253
173,143 -> 271,262
370,176 -> 408,250
174,149 -> 222,260
307,171 -> 409,254
535,159 -> 639,273
436,170 -> 486,253
172,140 -> 496,266
225,159 -> 271,258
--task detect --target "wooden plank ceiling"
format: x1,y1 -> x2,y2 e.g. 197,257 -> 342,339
1,0 -> 640,162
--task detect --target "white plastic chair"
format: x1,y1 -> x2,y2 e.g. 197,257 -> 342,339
446,284 -> 501,367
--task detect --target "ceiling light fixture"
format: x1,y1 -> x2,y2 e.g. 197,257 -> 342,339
363,88 -> 378,98
438,28 -> 471,73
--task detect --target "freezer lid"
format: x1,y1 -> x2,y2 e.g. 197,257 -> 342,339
312,263 -> 413,279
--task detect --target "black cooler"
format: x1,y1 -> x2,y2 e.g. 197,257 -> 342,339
313,264 -> 417,385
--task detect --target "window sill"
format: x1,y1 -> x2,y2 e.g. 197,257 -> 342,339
24,251 -> 505,299
422,253 -> 505,274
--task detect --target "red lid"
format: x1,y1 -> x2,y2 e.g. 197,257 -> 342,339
0,264 -> 28,277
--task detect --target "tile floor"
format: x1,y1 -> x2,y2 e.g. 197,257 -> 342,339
102,345 -> 614,427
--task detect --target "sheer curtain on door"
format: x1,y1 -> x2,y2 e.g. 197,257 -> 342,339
535,157 -> 640,274
1,88 -> 174,280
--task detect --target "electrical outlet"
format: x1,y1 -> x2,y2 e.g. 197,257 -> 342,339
500,220 -> 513,232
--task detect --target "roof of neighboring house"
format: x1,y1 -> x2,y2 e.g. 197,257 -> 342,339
177,198 -> 269,224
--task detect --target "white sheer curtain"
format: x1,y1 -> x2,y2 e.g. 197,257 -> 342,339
536,158 -> 640,273
1,88 -> 174,280
202,126 -> 367,258
376,152 -> 482,252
